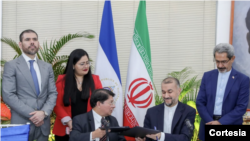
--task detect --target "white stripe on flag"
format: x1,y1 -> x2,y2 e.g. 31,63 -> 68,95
95,45 -> 123,126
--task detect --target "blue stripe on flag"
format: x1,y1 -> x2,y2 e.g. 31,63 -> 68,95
99,0 -> 121,83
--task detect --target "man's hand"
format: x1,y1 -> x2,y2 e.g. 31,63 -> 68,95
92,128 -> 107,139
206,120 -> 221,125
146,133 -> 161,140
34,120 -> 44,127
135,137 -> 146,141
67,120 -> 73,132
29,111 -> 45,124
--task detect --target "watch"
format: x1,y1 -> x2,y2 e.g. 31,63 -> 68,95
43,111 -> 48,117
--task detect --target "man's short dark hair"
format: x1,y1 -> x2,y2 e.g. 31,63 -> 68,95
19,29 -> 38,42
90,89 -> 115,108
162,77 -> 180,88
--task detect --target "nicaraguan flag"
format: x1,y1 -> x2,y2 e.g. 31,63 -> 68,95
95,0 -> 123,126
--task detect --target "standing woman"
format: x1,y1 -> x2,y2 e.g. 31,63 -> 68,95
53,49 -> 102,141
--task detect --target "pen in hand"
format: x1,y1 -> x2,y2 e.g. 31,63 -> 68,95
154,126 -> 158,141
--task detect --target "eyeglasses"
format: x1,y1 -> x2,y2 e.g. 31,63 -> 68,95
214,59 -> 230,65
108,101 -> 116,106
102,101 -> 116,106
79,61 -> 92,66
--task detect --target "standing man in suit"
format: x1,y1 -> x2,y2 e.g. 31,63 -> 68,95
196,43 -> 250,141
136,77 -> 196,141
2,29 -> 58,141
69,89 -> 125,141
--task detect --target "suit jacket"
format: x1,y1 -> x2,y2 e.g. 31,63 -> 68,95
69,110 -> 126,141
2,55 -> 58,136
53,74 -> 103,136
196,68 -> 249,141
144,102 -> 196,141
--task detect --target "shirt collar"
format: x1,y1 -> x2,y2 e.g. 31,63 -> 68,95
92,109 -> 102,123
164,102 -> 178,111
219,69 -> 232,78
22,53 -> 37,63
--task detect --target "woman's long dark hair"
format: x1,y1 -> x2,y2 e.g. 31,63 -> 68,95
63,49 -> 95,106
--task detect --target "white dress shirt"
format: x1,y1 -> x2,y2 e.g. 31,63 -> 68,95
159,103 -> 178,141
90,110 -> 108,141
213,69 -> 231,115
22,53 -> 41,93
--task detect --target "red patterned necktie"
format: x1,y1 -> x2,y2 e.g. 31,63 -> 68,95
100,117 -> 107,141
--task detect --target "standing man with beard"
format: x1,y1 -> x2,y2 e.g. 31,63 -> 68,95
2,29 -> 58,141
196,43 -> 249,141
136,77 -> 196,141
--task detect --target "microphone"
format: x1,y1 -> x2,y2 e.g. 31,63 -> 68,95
185,119 -> 193,131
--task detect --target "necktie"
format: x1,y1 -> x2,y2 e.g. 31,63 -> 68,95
100,117 -> 107,141
29,60 -> 40,96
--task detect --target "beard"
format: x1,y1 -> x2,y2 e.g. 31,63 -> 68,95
218,67 -> 227,73
164,97 -> 176,107
23,45 -> 39,55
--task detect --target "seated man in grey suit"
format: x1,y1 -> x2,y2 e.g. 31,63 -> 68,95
2,29 -> 58,141
69,89 -> 126,141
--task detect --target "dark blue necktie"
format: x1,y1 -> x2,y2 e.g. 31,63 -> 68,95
29,60 -> 40,96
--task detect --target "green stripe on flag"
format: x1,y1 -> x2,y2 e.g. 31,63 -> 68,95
133,1 -> 153,82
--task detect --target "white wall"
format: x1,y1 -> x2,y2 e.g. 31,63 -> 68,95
1,1 -> 217,94
216,1 -> 232,44
1,1 -> 233,76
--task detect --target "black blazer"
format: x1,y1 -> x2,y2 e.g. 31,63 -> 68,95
69,110 -> 126,141
144,102 -> 196,141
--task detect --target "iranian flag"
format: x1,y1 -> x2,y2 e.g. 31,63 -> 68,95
123,0 -> 154,139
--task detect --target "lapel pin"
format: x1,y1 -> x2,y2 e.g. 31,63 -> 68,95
232,76 -> 234,79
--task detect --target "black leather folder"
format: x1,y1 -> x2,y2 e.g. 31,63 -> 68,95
109,126 -> 130,132
121,126 -> 161,138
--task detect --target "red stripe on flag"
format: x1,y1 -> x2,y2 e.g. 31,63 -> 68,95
123,98 -> 139,141
128,78 -> 147,91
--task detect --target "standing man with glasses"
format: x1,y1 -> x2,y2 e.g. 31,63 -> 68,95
196,43 -> 250,141
2,29 -> 58,141
69,89 -> 125,141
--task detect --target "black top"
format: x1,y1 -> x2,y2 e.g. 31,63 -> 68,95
71,89 -> 88,119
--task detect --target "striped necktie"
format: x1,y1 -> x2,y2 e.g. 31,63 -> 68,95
100,117 -> 107,141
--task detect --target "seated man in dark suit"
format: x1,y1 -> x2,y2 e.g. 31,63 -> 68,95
136,77 -> 196,141
69,89 -> 126,141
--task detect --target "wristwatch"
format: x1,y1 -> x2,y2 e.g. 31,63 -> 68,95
43,111 -> 48,117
